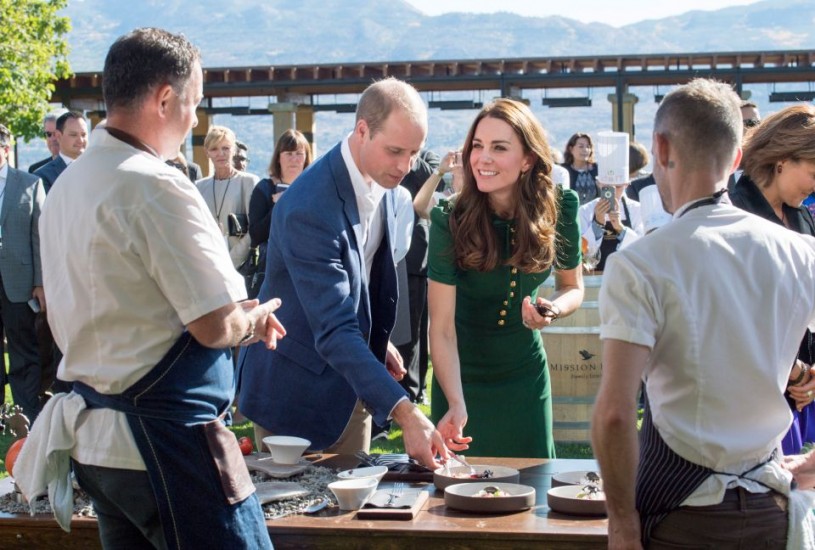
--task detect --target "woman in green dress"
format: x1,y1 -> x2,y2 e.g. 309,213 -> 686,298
428,99 -> 584,458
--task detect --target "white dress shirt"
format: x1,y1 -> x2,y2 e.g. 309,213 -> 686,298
341,135 -> 387,281
600,201 -> 815,505
40,128 -> 246,470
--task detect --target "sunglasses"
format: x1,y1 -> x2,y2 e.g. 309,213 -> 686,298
44,131 -> 55,138
743,119 -> 760,129
235,156 -> 249,163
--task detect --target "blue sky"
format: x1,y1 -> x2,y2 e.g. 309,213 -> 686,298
405,0 -> 760,27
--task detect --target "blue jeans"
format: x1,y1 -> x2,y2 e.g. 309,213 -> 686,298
72,460 -> 167,549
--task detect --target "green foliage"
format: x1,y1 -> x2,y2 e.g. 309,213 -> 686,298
0,0 -> 71,140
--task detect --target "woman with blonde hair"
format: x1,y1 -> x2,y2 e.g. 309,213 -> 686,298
196,125 -> 259,269
731,103 -> 815,455
428,99 -> 584,457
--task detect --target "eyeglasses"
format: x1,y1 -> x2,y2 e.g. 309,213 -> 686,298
44,131 -> 54,138
743,119 -> 760,128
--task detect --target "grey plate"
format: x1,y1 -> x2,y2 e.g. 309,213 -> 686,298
444,482 -> 535,513
547,485 -> 606,516
434,464 -> 519,491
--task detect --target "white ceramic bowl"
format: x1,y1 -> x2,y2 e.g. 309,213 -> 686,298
336,466 -> 388,484
262,436 -> 311,465
328,478 -> 379,510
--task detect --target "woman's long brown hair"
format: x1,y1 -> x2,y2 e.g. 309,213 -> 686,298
450,99 -> 558,273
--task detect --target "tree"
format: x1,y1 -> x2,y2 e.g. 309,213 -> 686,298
0,0 -> 71,141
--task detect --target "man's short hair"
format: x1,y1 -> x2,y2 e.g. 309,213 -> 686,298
355,78 -> 427,137
654,79 -> 742,174
56,111 -> 85,132
43,112 -> 59,125
0,124 -> 11,148
102,28 -> 200,113
235,141 -> 248,153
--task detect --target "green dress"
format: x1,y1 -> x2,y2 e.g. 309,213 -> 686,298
428,188 -> 581,458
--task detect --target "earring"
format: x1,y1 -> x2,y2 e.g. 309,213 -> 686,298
777,164 -> 783,174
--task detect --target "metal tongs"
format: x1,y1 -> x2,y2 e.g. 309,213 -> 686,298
444,452 -> 476,476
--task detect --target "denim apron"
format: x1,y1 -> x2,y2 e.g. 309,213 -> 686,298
73,332 -> 272,550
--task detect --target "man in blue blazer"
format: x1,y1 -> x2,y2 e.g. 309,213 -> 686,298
239,79 -> 454,466
0,124 -> 46,422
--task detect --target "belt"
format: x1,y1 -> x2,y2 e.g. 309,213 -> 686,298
690,487 -> 788,513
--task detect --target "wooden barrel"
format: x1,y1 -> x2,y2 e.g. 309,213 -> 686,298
539,275 -> 602,444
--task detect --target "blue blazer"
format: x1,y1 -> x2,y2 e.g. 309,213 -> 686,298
33,156 -> 67,193
237,143 -> 407,449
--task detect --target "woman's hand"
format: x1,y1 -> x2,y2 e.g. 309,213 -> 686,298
521,296 -> 559,330
385,341 -> 406,381
788,365 -> 815,411
608,210 -> 624,233
594,198 -> 610,225
436,403 -> 471,452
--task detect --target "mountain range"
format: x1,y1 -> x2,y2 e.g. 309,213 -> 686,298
17,0 -> 815,171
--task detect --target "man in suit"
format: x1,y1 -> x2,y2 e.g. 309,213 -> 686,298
238,78 -> 453,467
0,124 -> 46,423
34,110 -> 88,192
27,113 -> 62,174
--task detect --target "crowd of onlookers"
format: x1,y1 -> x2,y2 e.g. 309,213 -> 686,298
4,97 -> 815,456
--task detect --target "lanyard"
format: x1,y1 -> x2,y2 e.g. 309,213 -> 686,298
676,188 -> 727,219
104,127 -> 159,158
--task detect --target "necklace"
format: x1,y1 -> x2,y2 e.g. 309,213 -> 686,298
212,172 -> 233,233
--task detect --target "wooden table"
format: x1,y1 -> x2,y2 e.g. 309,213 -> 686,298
0,456 -> 607,549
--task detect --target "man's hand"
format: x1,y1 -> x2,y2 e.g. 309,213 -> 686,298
385,341 -> 406,381
783,450 -> 815,489
242,298 -> 286,349
607,513 -> 644,550
32,286 -> 46,313
391,400 -> 448,469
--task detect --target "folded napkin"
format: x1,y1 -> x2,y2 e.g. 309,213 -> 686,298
363,488 -> 421,509
355,452 -> 432,474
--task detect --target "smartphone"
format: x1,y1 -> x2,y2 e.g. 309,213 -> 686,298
600,186 -> 617,212
27,297 -> 41,313
534,302 -> 558,319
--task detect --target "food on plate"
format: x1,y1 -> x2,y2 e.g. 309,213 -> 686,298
580,471 -> 603,487
576,484 -> 605,500
451,469 -> 494,479
474,486 -> 507,498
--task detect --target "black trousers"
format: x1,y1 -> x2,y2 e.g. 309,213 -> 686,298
0,276 -> 42,423
397,273 -> 429,402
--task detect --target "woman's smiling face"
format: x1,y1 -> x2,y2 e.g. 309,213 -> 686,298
469,116 -> 532,201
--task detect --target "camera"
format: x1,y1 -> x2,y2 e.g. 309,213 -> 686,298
600,186 -> 617,212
